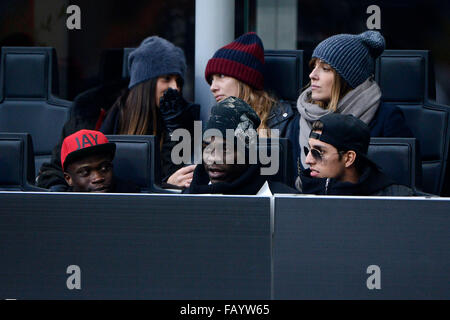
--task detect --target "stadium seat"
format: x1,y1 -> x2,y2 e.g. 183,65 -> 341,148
122,48 -> 135,78
106,135 -> 177,193
368,137 -> 422,190
375,50 -> 450,195
0,133 -> 46,191
264,50 -> 308,104
0,47 -> 72,178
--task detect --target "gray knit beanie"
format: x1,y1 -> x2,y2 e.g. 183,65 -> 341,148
312,31 -> 385,88
128,36 -> 186,89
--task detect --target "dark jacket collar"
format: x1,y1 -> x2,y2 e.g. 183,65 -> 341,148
72,79 -> 129,119
301,165 -> 395,196
266,100 -> 296,128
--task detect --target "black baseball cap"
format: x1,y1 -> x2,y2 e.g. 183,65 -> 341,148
309,113 -> 376,166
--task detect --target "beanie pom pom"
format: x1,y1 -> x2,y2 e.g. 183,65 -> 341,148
360,31 -> 385,58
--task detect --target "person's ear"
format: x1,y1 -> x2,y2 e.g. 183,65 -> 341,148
344,150 -> 357,168
64,172 -> 73,186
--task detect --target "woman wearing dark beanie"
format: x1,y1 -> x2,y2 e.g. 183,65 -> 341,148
100,36 -> 200,188
204,32 -> 299,145
296,31 -> 413,169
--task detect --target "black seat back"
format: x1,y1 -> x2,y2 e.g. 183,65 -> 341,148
264,50 -> 307,105
376,50 -> 435,102
122,48 -> 136,79
0,47 -> 72,177
375,50 -> 450,195
98,48 -> 125,83
0,133 -> 45,191
106,135 -> 170,193
368,137 -> 422,190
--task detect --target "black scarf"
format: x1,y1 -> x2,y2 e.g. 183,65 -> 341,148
185,164 -> 267,195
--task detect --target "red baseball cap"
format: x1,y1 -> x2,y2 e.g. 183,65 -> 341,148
61,129 -> 116,171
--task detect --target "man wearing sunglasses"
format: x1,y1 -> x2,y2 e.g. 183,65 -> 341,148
297,113 -> 417,196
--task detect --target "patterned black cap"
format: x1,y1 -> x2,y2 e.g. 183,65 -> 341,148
204,96 -> 261,147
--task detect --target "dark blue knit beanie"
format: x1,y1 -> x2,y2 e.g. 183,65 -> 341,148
312,31 -> 385,88
128,36 -> 186,89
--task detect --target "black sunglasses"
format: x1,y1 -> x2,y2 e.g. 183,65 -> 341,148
303,146 -> 323,162
304,146 -> 345,162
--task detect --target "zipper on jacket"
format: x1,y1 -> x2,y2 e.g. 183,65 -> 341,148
325,178 -> 330,195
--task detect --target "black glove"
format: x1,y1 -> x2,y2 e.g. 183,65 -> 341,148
159,88 -> 192,134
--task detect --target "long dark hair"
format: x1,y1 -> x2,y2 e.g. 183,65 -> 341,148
116,79 -> 159,135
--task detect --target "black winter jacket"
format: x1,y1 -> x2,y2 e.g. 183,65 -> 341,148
266,101 -> 301,187
299,165 -> 418,196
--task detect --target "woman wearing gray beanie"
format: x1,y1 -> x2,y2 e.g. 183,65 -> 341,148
100,36 -> 200,188
296,30 -> 413,170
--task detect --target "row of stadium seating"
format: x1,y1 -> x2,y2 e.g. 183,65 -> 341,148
0,46 -> 449,195
0,132 -> 422,195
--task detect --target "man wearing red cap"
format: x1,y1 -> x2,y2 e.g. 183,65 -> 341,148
61,129 -> 139,193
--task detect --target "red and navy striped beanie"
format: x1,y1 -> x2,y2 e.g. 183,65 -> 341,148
205,32 -> 265,90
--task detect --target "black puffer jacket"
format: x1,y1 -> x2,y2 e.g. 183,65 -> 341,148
299,165 -> 419,196
36,79 -> 129,190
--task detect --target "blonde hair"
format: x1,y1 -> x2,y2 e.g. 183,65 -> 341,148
308,58 -> 352,112
236,80 -> 277,136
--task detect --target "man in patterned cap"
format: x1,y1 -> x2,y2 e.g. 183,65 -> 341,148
184,97 -> 296,195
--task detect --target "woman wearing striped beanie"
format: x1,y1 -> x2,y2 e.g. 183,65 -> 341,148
205,32 -> 299,144
296,30 -> 413,170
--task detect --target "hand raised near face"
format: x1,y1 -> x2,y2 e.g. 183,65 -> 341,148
159,88 -> 190,133
167,164 -> 196,189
